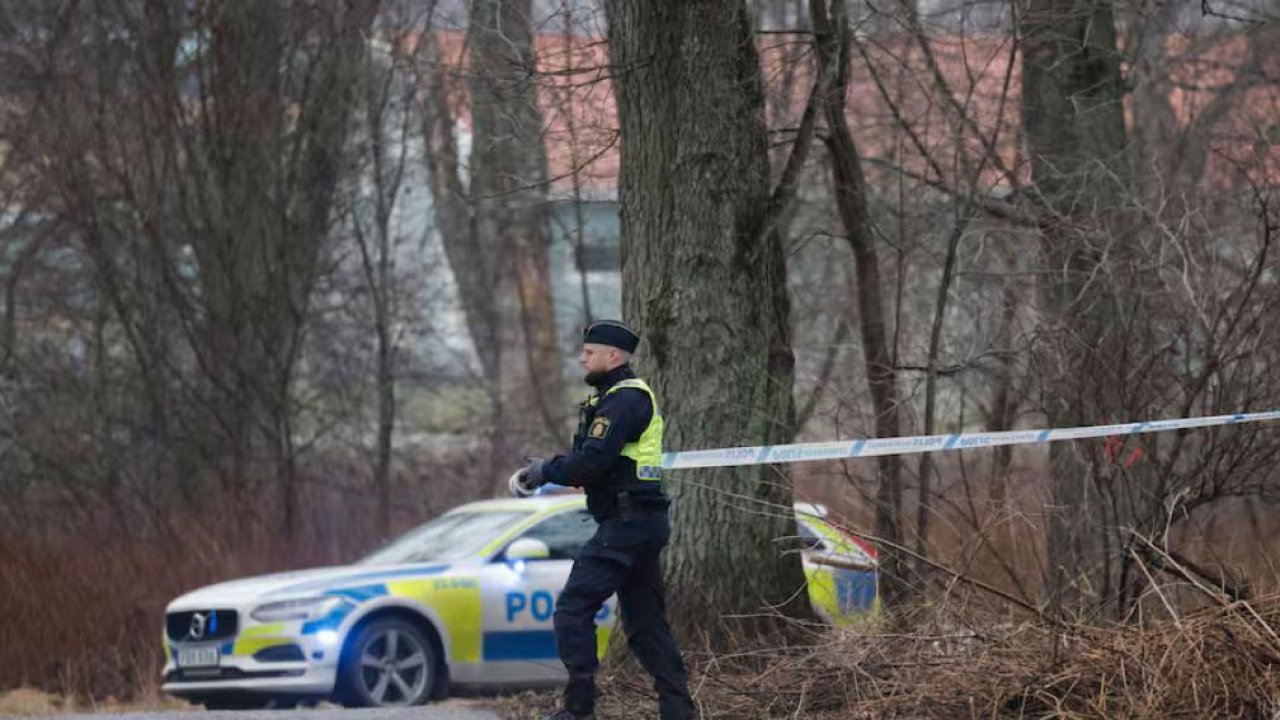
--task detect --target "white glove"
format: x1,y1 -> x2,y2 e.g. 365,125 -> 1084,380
507,467 -> 535,497
507,458 -> 547,497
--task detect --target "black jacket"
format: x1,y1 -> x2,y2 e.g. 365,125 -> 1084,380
543,364 -> 668,519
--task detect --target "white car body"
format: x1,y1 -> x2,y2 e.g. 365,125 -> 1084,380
161,494 -> 877,707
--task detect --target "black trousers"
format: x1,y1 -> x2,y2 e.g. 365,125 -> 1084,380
552,511 -> 693,719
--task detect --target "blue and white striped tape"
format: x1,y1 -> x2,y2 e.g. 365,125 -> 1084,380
660,410 -> 1280,470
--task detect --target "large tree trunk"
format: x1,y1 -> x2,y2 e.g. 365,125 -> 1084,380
811,0 -> 908,606
1124,0 -> 1179,203
1021,0 -> 1131,616
605,0 -> 812,647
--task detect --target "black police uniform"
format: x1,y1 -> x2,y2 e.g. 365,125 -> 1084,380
541,362 -> 694,720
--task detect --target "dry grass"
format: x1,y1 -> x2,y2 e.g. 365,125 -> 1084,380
488,591 -> 1280,720
0,688 -> 65,716
0,687 -> 189,716
815,600 -> 1280,718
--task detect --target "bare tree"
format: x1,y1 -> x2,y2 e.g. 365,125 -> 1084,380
469,0 -> 565,467
3,0 -> 378,532
810,0 -> 910,604
347,16 -> 422,532
421,0 -> 565,485
1020,0 -> 1133,615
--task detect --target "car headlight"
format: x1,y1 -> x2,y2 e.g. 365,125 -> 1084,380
251,596 -> 344,623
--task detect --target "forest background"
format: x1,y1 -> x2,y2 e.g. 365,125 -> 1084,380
0,0 -> 1278,716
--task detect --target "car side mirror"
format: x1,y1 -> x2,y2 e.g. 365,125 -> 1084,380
505,538 -> 551,562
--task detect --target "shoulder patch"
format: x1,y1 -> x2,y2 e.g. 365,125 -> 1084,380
588,416 -> 612,439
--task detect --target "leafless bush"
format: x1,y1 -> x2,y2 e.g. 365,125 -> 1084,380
0,450 -> 492,701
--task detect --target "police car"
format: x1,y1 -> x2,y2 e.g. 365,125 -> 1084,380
161,494 -> 877,709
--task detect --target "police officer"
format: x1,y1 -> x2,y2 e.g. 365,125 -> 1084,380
509,320 -> 695,720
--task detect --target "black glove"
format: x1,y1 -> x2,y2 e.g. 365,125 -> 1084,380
522,457 -> 547,488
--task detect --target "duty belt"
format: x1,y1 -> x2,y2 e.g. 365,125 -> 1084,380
615,490 -> 670,520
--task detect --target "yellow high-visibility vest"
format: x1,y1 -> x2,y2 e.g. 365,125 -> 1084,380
591,378 -> 663,481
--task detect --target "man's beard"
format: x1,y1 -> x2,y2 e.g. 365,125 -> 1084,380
583,369 -> 608,386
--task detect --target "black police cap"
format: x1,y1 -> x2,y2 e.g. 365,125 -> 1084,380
583,320 -> 639,353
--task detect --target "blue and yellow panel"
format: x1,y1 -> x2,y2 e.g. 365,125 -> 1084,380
387,577 -> 483,664
229,623 -> 290,656
806,564 -> 880,622
482,590 -> 614,661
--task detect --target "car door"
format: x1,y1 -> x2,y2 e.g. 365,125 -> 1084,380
798,515 -> 879,623
477,507 -> 615,685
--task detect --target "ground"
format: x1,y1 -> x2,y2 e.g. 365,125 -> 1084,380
0,689 -> 508,719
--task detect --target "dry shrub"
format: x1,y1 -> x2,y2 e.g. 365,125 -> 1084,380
0,686 -> 194,716
586,597 -> 1280,719
0,688 -> 64,716
486,591 -> 1280,719
823,601 -> 1280,718
0,451 -> 491,703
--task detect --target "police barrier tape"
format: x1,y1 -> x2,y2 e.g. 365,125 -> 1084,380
660,410 -> 1280,470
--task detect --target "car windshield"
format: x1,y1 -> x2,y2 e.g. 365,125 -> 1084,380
358,511 -> 530,564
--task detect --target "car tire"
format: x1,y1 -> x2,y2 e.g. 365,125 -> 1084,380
336,618 -> 437,707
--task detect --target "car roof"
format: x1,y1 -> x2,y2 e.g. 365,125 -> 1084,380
444,493 -> 874,562
446,493 -> 588,515
448,493 -> 828,518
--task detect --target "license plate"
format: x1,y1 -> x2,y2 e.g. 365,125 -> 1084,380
177,646 -> 220,668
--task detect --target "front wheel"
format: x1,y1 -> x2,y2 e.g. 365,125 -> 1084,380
336,618 -> 437,707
